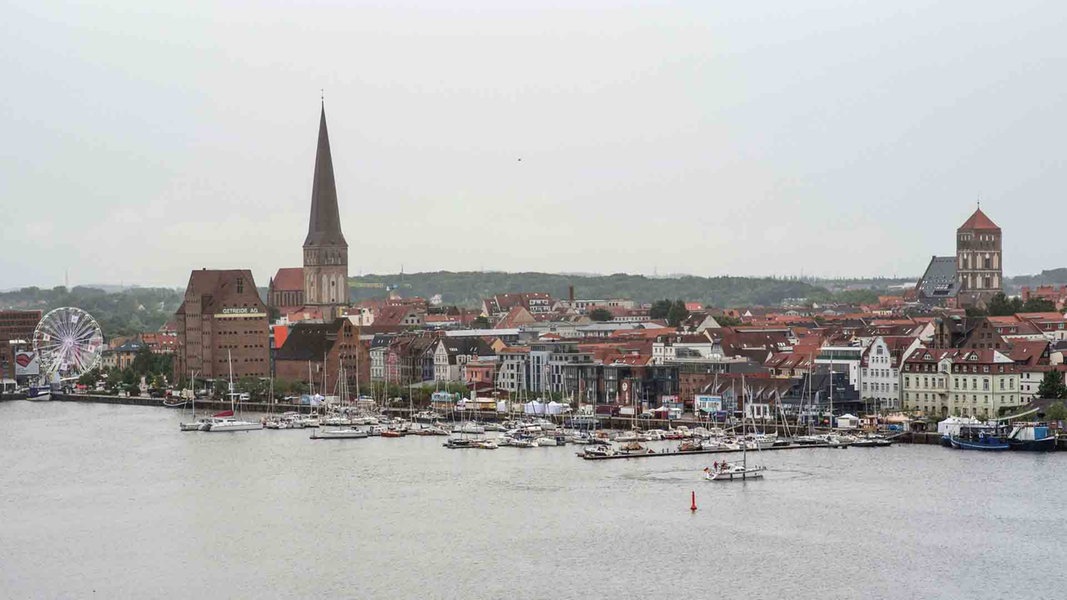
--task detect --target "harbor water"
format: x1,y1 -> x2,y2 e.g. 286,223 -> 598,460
2,401 -> 1065,598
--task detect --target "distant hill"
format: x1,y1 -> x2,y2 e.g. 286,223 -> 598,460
349,271 -> 834,308
1007,268 -> 1067,288
0,286 -> 184,339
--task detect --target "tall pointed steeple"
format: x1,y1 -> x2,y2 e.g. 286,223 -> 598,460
302,102 -> 349,310
304,103 -> 347,246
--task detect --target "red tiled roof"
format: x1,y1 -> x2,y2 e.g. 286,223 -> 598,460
958,208 -> 1000,231
272,267 -> 304,291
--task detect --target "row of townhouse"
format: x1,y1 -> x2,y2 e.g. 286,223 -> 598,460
901,348 -> 1022,418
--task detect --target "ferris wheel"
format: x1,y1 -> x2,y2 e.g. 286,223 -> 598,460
33,307 -> 105,380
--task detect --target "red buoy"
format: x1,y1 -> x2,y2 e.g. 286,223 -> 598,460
690,490 -> 697,512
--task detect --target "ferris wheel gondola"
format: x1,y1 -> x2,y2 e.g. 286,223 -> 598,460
33,307 -> 105,381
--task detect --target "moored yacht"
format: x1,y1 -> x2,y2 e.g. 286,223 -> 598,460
311,427 -> 368,439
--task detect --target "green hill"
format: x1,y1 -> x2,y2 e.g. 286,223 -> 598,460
0,286 -> 183,338
349,271 -> 833,308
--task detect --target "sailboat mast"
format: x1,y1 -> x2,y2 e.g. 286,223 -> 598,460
228,349 -> 235,414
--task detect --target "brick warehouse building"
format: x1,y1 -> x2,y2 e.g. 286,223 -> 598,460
274,318 -> 369,397
0,310 -> 42,381
173,269 -> 270,382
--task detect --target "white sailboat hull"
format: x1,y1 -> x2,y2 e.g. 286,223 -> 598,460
705,466 -> 766,481
206,420 -> 262,432
311,428 -> 368,439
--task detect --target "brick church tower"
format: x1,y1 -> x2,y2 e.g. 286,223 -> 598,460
956,206 -> 1002,309
302,103 -> 349,316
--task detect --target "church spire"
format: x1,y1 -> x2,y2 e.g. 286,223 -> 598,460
304,103 -> 347,247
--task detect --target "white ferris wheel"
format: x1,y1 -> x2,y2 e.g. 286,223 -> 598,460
33,307 -> 105,381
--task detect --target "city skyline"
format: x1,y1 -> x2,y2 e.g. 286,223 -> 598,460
4,1 -> 1066,289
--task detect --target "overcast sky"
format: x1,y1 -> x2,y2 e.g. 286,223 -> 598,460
3,0 -> 1065,290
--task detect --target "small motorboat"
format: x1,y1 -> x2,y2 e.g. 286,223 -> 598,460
851,434 -> 893,448
677,439 -> 703,452
162,397 -> 188,408
617,441 -> 653,455
581,444 -> 615,458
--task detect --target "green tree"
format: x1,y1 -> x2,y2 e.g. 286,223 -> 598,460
986,293 -> 1023,316
666,300 -> 690,327
130,346 -> 156,376
588,307 -> 613,322
1022,298 -> 1057,312
1037,370 -> 1067,399
1045,402 -> 1067,421
715,315 -> 742,327
77,368 -> 100,387
212,378 -> 231,398
236,376 -> 269,400
649,299 -> 673,320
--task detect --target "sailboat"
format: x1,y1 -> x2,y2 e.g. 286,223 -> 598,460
705,377 -> 765,481
310,360 -> 367,439
204,351 -> 262,432
179,371 -> 210,431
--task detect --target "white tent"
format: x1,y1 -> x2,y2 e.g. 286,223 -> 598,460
546,401 -> 565,415
836,413 -> 860,429
524,401 -> 545,415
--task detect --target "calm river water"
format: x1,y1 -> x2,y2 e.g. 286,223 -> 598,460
2,401 -> 1066,599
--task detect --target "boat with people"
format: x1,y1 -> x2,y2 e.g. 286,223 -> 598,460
949,425 -> 1009,451
705,394 -> 766,480
937,416 -> 981,447
703,460 -> 766,481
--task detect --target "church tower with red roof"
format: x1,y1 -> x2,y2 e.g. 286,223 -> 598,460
956,205 -> 1002,309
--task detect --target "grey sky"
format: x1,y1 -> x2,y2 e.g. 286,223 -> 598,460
3,0 -> 1065,290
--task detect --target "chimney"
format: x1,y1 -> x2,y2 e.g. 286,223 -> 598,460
569,285 -> 575,303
